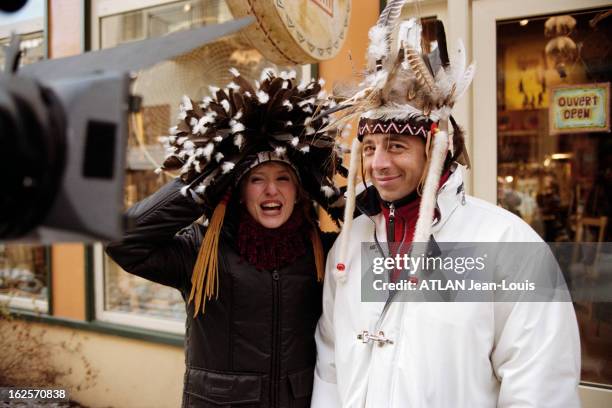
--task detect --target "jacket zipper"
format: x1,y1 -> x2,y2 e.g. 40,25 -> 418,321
271,269 -> 280,407
388,203 -> 395,245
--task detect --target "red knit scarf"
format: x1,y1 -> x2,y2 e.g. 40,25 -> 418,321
237,209 -> 308,271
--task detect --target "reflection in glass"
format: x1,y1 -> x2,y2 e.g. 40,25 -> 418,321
496,7 -> 612,386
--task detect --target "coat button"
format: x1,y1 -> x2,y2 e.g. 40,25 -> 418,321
272,271 -> 280,280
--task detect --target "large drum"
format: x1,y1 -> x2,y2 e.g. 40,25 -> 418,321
227,0 -> 351,65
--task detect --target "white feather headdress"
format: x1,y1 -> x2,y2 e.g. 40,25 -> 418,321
331,2 -> 476,283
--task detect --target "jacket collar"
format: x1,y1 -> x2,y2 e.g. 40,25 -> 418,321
355,163 -> 466,226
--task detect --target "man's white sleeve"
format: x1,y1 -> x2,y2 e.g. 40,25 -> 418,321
312,243 -> 342,407
491,246 -> 581,407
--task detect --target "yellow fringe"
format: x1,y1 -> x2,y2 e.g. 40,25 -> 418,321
188,199 -> 227,317
310,227 -> 325,282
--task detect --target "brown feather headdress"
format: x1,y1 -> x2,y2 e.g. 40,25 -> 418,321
158,68 -> 347,315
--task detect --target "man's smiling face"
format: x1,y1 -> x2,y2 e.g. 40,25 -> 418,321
362,133 -> 427,202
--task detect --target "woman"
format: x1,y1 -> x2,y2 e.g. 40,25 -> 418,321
106,69 -> 345,408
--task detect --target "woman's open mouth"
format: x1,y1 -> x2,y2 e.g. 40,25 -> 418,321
260,200 -> 283,215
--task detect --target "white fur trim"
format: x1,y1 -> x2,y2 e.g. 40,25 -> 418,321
413,128 -> 449,243
335,138 -> 362,284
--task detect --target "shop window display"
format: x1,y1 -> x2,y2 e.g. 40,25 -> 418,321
497,7 -> 612,386
96,0 -> 306,330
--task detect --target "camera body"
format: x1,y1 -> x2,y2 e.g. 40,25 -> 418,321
0,16 -> 254,242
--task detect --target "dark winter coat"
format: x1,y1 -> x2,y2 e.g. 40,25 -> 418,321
106,178 -> 335,407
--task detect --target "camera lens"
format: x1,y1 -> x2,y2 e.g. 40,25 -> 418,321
0,76 -> 66,239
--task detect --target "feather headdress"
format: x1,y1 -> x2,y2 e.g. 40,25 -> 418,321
158,68 -> 347,315
159,68 -> 346,217
330,4 -> 476,283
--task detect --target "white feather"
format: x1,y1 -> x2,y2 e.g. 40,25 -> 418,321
260,67 -> 276,82
215,152 -> 224,162
195,184 -> 207,194
291,137 -> 299,147
256,90 -> 270,104
298,97 -> 316,107
227,82 -> 240,90
230,120 -> 245,134
208,86 -> 220,94
367,25 -> 389,62
221,100 -> 230,112
169,126 -> 178,135
229,67 -> 240,77
300,145 -> 310,153
192,117 -> 209,135
202,143 -> 214,161
275,146 -> 287,156
221,161 -> 235,173
320,185 -> 335,198
362,103 -> 425,120
454,62 -> 476,102
233,110 -> 243,120
234,134 -> 244,149
181,95 -> 193,111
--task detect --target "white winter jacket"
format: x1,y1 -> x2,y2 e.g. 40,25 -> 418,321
312,166 -> 581,408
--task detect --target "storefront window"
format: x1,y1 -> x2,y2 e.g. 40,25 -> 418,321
0,31 -> 45,70
95,0 -> 307,333
1,3 -> 48,312
497,7 -> 612,386
0,245 -> 49,313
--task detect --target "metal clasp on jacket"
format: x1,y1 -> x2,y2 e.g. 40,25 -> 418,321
357,330 -> 394,347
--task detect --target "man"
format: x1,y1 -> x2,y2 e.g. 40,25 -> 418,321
311,11 -> 580,408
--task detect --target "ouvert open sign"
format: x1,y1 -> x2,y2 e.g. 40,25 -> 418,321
549,83 -> 610,134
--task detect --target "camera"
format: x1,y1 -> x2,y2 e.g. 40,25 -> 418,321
0,15 -> 253,242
